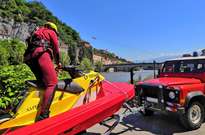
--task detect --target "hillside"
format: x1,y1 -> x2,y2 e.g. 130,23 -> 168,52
0,0 -> 92,64
0,0 -> 128,65
93,48 -> 130,64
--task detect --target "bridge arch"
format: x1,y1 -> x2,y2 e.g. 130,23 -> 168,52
104,67 -> 118,72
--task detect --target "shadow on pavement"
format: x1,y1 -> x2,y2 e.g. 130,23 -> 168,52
117,112 -> 187,135
87,112 -> 188,135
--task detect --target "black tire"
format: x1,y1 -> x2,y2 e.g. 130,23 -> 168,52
140,109 -> 154,116
180,101 -> 205,130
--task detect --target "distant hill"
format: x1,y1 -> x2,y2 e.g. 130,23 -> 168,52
93,48 -> 131,64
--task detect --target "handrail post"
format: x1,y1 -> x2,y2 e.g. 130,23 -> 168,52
153,60 -> 156,78
130,67 -> 134,84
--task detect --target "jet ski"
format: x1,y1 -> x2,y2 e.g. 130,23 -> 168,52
0,66 -> 135,135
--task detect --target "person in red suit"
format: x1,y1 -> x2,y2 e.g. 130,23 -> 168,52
24,22 -> 61,121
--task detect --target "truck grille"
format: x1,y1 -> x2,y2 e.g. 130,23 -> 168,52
135,84 -> 180,112
136,84 -> 165,110
141,86 -> 159,98
136,84 -> 162,98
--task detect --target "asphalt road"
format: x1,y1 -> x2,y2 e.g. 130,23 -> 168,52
87,110 -> 205,135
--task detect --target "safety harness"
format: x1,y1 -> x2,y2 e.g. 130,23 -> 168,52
24,28 -> 53,63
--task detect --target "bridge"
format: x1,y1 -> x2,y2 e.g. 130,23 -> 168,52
101,62 -> 162,72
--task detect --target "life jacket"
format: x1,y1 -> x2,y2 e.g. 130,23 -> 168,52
24,27 -> 53,62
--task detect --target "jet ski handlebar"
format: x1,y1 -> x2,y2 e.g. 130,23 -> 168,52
57,66 -> 84,79
61,66 -> 77,71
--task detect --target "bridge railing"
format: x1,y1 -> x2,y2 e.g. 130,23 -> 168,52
101,62 -> 162,72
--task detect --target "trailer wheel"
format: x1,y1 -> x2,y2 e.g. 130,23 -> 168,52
180,101 -> 204,130
140,109 -> 154,116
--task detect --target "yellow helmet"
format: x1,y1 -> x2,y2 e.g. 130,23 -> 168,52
44,22 -> 58,33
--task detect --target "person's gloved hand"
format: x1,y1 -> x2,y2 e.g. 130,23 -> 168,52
55,63 -> 62,74
57,63 -> 62,69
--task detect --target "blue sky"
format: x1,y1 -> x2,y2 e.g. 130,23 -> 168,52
40,0 -> 205,61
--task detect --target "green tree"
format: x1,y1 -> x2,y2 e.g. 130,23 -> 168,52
60,51 -> 70,66
0,64 -> 34,109
0,44 -> 9,66
7,39 -> 26,65
0,39 -> 26,66
95,60 -> 103,72
79,58 -> 93,71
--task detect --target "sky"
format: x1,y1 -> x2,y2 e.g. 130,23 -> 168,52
39,0 -> 205,61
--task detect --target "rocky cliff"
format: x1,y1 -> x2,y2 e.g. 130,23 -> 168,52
0,0 -> 94,65
0,16 -> 93,65
0,17 -> 35,41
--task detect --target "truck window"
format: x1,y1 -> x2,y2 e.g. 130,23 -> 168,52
163,59 -> 205,73
179,61 -> 195,73
196,60 -> 205,72
163,61 -> 177,73
164,64 -> 173,72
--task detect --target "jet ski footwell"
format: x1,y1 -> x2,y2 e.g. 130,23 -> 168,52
3,81 -> 135,135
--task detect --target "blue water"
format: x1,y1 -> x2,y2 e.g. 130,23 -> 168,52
102,70 -> 155,82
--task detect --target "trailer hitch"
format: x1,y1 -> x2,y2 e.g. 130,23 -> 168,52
100,103 -> 144,135
119,103 -> 144,122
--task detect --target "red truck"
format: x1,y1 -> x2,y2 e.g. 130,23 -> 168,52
135,56 -> 205,130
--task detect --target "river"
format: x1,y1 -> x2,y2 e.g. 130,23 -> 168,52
101,70 -> 156,82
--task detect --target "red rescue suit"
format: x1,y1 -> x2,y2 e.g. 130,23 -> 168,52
26,27 -> 60,117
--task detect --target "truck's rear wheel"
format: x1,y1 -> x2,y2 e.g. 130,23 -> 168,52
180,102 -> 204,130
140,109 -> 154,116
